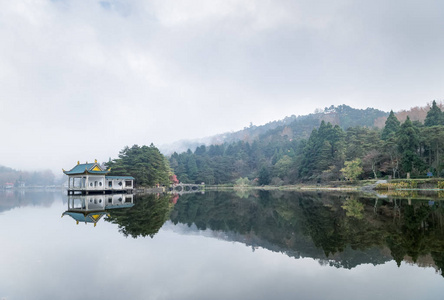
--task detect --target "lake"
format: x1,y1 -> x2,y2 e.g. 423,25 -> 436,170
1,189 -> 444,299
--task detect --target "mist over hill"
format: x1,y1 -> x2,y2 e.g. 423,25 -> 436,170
160,104 -> 389,155
167,101 -> 444,185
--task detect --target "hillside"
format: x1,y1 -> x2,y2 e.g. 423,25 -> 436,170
168,101 -> 444,185
161,104 -> 388,154
169,104 -> 391,184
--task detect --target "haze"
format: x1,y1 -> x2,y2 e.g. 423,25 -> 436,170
1,0 -> 444,173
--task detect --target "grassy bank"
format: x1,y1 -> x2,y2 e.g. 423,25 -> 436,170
204,178 -> 444,191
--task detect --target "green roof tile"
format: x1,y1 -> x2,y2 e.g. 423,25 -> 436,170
63,163 -> 110,175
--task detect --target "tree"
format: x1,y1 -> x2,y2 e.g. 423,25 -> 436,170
422,126 -> 444,176
299,121 -> 345,180
235,177 -> 250,187
381,110 -> 400,140
382,136 -> 400,178
398,117 -> 423,174
106,144 -> 171,187
424,100 -> 444,127
362,149 -> 382,179
273,155 -> 293,180
258,166 -> 271,185
186,156 -> 198,180
340,159 -> 363,181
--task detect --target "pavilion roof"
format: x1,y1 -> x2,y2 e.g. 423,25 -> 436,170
63,161 -> 110,175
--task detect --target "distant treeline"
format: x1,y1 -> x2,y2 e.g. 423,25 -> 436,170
0,166 -> 56,187
170,101 -> 444,184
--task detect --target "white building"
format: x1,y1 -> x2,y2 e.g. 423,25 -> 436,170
63,160 -> 134,195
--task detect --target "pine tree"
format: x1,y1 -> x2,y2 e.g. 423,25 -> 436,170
106,144 -> 171,187
398,117 -> 419,154
398,117 -> 423,174
424,100 -> 444,127
381,110 -> 400,140
258,166 -> 271,185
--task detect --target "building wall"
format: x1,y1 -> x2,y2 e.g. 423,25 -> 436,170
68,175 -> 133,192
105,179 -> 133,190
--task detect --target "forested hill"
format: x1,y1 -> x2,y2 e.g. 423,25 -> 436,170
169,101 -> 444,185
213,105 -> 387,144
169,105 -> 389,184
163,105 -> 388,154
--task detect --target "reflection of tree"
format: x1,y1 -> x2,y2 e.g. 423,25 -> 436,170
341,197 -> 364,219
106,194 -> 174,238
299,197 -> 347,256
400,205 -> 429,262
383,202 -> 444,264
170,191 -> 444,272
431,252 -> 444,278
234,188 -> 252,199
386,235 -> 406,267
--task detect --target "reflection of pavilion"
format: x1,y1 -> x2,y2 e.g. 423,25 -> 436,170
62,194 -> 134,226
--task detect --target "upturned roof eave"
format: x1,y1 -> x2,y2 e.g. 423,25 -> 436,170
63,170 -> 110,175
63,162 -> 110,175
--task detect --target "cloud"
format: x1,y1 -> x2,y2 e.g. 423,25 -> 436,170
1,0 -> 444,172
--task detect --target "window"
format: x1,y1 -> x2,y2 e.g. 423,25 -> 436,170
125,180 -> 132,187
118,181 -> 122,186
73,178 -> 81,188
99,182 -> 102,187
108,181 -> 112,188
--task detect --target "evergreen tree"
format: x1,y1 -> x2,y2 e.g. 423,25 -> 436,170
424,100 -> 444,127
421,125 -> 444,175
299,121 -> 345,180
106,144 -> 171,187
186,156 -> 198,180
381,110 -> 400,140
398,117 -> 419,154
398,117 -> 423,174
258,166 -> 271,185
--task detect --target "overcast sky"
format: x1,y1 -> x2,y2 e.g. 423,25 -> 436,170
2,0 -> 444,173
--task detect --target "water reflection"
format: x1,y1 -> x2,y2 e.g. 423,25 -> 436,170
105,193 -> 175,238
2,190 -> 444,299
3,189 -> 444,277
0,190 -> 57,212
170,191 -> 444,276
61,194 -> 135,226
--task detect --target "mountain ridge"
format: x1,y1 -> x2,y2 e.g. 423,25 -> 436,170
160,104 -> 390,155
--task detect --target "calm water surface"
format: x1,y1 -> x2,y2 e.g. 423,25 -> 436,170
1,190 -> 444,299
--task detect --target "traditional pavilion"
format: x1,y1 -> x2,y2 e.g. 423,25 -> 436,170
63,160 -> 134,195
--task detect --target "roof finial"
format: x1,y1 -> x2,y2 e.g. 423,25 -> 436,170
95,159 -> 97,163
77,161 -> 80,165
